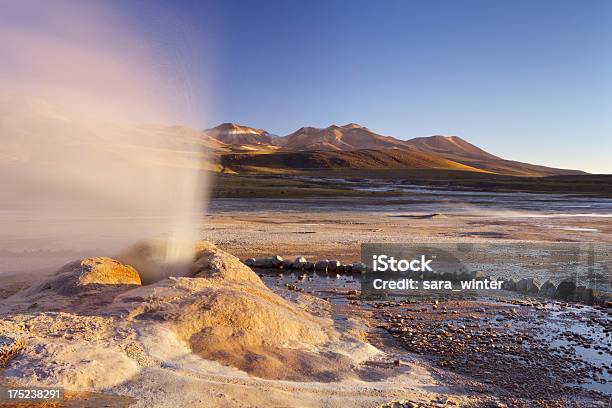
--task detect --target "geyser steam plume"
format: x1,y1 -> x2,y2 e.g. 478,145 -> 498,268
0,1 -> 210,281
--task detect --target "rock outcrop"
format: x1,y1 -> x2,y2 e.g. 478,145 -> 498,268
0,335 -> 25,365
6,241 -> 372,384
192,241 -> 265,287
112,242 -> 348,380
24,257 -> 141,296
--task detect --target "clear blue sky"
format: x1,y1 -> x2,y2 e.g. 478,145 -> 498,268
96,1 -> 612,172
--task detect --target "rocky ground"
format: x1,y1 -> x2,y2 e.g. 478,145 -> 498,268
201,201 -> 611,407
0,242 -> 462,407
252,264 -> 612,407
1,251 -> 610,407
0,201 -> 610,407
374,299 -> 611,406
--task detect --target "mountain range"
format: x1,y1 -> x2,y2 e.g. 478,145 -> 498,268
0,93 -> 585,177
205,123 -> 584,176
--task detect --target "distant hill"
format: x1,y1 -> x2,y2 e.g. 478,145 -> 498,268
220,149 -> 488,173
274,124 -> 413,151
405,135 -> 500,162
403,135 -> 582,176
204,122 -> 586,176
203,123 -> 275,146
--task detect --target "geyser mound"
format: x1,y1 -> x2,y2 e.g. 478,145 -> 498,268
116,238 -> 200,285
112,242 -> 374,381
20,257 -> 141,298
4,242 -> 379,387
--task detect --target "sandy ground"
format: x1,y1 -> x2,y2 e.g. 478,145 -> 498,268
202,202 -> 612,262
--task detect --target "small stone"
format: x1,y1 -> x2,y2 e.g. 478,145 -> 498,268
270,255 -> 284,268
292,256 -> 307,269
538,280 -> 556,298
253,258 -> 271,267
516,277 -> 541,294
555,280 -> 576,299
471,271 -> 486,280
502,279 -> 517,291
327,260 -> 341,272
352,263 -> 367,273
